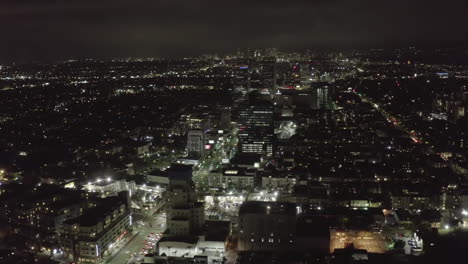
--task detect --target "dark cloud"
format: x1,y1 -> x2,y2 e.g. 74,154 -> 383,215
1,0 -> 467,62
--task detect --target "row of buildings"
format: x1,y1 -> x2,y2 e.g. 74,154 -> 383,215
0,184 -> 132,263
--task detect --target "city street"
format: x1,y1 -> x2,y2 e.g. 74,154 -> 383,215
107,212 -> 166,264
193,129 -> 238,193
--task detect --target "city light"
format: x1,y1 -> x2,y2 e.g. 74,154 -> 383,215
2,41 -> 468,263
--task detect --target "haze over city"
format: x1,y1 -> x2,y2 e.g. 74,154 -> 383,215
1,1 -> 468,264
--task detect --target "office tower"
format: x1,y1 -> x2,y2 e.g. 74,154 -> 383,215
300,63 -> 312,88
311,86 -> 331,109
186,129 -> 205,159
220,109 -> 232,130
265,48 -> 278,57
233,64 -> 251,91
237,100 -> 274,157
165,164 -> 204,236
290,63 -> 301,88
260,57 -> 277,92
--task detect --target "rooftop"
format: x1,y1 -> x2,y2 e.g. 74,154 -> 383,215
239,201 -> 296,216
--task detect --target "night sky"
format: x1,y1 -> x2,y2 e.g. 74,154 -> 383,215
1,0 -> 467,62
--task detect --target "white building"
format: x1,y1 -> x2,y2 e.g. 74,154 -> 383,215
166,165 -> 205,237
187,129 -> 205,159
83,179 -> 136,198
222,168 -> 256,191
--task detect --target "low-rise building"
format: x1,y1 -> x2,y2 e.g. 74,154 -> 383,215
61,192 -> 132,264
83,179 -> 136,197
222,168 -> 257,191
0,184 -> 88,252
146,169 -> 170,186
237,201 -> 329,253
261,172 -> 296,191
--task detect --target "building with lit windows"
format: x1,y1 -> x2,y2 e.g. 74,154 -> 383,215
153,165 -> 228,263
260,57 -> 277,92
0,184 -> 88,253
237,103 -> 274,157
83,179 -> 136,198
165,164 -> 205,237
237,201 -> 329,252
60,192 -> 131,264
222,168 -> 257,190
186,129 -> 205,159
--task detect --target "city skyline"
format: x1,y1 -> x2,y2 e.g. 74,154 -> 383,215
2,1 -> 468,264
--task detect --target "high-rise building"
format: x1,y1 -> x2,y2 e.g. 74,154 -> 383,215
264,48 -> 278,57
237,101 -> 274,157
186,129 -> 205,159
165,164 -> 205,237
220,109 -> 232,130
260,57 -> 277,92
232,64 -> 251,90
300,63 -> 312,87
311,86 -> 331,109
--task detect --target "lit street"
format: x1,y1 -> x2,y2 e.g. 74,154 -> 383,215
107,212 -> 166,264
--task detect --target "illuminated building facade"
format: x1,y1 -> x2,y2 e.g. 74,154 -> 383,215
237,104 -> 274,157
187,129 -> 205,159
165,164 -> 205,237
60,192 -> 131,264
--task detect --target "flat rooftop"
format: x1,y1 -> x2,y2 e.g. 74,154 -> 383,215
239,201 -> 296,216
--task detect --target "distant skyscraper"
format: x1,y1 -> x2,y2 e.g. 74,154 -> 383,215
237,102 -> 274,157
187,129 -> 204,159
260,57 -> 277,92
220,109 -> 232,130
265,48 -> 278,57
311,86 -> 331,109
300,63 -> 312,87
233,64 -> 251,90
